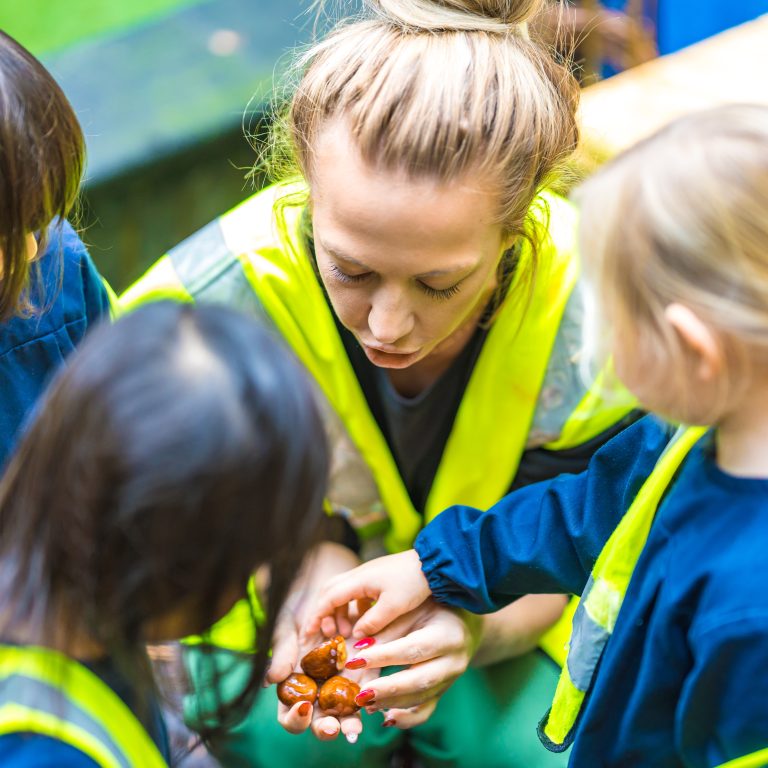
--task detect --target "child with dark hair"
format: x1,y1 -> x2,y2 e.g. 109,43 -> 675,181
0,30 -> 111,467
0,302 -> 329,767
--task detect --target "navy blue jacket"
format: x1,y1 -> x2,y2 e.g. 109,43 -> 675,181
0,221 -> 111,469
416,416 -> 768,767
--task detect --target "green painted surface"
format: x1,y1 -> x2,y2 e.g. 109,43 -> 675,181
0,0 -> 205,56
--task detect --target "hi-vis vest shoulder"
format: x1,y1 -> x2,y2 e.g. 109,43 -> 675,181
121,183 -> 635,659
0,644 -> 167,768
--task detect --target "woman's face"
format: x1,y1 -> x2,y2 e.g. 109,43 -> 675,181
310,123 -> 508,370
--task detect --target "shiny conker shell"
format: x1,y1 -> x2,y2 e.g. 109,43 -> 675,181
276,673 -> 318,707
300,634 -> 347,681
318,675 -> 361,717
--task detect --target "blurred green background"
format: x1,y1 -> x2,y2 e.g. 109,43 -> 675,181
0,0 -> 206,55
0,0 -> 310,291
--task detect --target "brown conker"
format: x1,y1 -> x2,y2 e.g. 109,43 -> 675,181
318,675 -> 361,717
300,634 -> 347,681
276,673 -> 318,707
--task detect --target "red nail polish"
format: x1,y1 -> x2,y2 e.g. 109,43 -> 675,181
355,689 -> 376,706
298,702 -> 312,717
345,657 -> 367,670
354,637 -> 376,650
382,719 -> 397,728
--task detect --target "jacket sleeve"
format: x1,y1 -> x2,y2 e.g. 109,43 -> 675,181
414,415 -> 670,612
677,615 -> 768,767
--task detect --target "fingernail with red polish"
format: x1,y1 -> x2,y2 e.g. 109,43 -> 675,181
354,637 -> 376,650
345,657 -> 367,670
355,689 -> 376,706
382,719 -> 397,728
298,702 -> 312,717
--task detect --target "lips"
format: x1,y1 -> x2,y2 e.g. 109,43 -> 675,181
364,344 -> 418,356
361,344 -> 421,369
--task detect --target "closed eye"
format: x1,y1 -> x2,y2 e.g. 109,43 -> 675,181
419,281 -> 463,300
328,263 -> 372,284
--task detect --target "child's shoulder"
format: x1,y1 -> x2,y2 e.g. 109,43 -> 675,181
668,454 -> 768,634
0,220 -> 110,360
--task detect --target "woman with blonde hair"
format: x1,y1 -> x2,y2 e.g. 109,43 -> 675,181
122,0 -> 636,765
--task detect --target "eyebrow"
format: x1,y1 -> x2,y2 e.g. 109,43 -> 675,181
321,241 -> 477,279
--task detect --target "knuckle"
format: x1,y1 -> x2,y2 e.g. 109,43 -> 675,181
406,645 -> 424,663
418,677 -> 435,692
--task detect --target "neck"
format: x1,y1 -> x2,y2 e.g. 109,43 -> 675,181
715,378 -> 768,477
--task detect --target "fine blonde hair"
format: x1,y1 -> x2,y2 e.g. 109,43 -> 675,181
261,0 -> 580,280
578,104 -> 768,375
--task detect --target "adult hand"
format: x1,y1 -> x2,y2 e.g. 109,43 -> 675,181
266,541 -> 370,743
332,597 -> 483,730
304,549 -> 432,640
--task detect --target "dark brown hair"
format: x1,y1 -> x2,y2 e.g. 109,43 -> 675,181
0,302 -> 328,734
0,30 -> 85,320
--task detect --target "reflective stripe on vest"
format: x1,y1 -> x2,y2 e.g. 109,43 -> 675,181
717,747 -> 768,768
0,644 -> 167,767
122,183 -> 634,551
538,425 -> 708,752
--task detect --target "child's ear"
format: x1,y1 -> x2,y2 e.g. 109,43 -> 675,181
664,303 -> 723,381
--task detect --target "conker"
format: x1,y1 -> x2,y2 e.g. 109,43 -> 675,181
300,634 -> 347,681
318,675 -> 361,717
276,673 -> 318,707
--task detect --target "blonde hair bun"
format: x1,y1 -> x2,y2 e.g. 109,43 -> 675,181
367,0 -> 542,31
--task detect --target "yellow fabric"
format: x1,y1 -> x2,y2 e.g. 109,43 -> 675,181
0,644 -> 167,767
543,426 -> 707,747
0,704 -> 121,768
717,747 -> 768,768
538,596 -> 579,668
543,659 -> 587,746
120,255 -> 194,312
182,577 -> 264,653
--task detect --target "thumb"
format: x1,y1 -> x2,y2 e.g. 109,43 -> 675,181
266,621 -> 299,684
351,593 -> 420,639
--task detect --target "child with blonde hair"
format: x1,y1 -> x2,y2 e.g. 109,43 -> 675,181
308,104 -> 768,767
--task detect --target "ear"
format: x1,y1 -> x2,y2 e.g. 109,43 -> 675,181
664,303 -> 723,381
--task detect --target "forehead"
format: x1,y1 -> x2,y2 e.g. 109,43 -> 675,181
310,123 -> 503,268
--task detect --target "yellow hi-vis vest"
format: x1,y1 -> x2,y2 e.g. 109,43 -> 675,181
120,183 -> 636,660
0,644 -> 167,768
539,426 -> 708,752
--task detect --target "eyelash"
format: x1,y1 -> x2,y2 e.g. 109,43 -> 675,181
328,264 -> 462,301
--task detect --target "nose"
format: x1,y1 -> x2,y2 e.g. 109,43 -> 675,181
367,286 -> 414,346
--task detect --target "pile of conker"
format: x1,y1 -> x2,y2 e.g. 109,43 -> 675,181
277,635 -> 361,717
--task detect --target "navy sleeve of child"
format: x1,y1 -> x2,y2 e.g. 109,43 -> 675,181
415,415 -> 672,613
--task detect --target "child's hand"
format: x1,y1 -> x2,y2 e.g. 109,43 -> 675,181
304,549 -> 432,640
